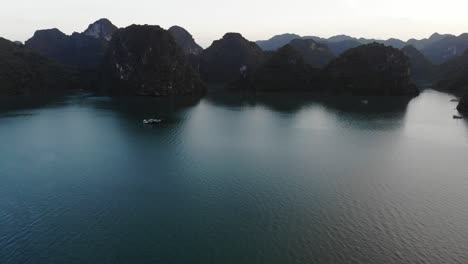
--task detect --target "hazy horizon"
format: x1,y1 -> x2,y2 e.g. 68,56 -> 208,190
2,0 -> 468,47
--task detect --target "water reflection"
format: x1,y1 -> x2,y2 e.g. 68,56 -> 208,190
2,89 -> 468,263
0,95 -> 63,113
206,91 -> 412,132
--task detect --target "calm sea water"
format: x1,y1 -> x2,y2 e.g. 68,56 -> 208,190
1,90 -> 468,263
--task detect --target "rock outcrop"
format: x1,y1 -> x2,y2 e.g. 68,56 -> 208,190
102,25 -> 205,96
83,18 -> 118,41
168,26 -> 203,71
200,33 -> 265,83
325,43 -> 419,96
168,26 -> 203,56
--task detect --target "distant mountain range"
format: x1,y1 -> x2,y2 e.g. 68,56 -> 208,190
256,32 -> 468,64
3,18 -> 468,112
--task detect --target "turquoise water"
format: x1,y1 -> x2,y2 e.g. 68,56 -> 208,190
1,90 -> 468,263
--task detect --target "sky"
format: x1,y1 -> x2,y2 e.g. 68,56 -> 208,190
1,0 -> 468,47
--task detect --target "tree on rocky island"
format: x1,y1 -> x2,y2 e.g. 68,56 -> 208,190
200,33 -> 265,83
324,43 -> 419,96
101,25 -> 205,96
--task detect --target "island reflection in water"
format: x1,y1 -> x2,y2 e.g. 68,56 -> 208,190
0,89 -> 468,264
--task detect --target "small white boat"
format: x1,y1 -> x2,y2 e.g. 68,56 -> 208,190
143,118 -> 163,124
361,100 -> 369,105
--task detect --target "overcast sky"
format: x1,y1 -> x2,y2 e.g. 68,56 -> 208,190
1,0 -> 468,47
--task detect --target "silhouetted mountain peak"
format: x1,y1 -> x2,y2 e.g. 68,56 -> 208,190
103,24 -> 205,96
83,18 -> 118,41
256,33 -> 301,51
31,28 -> 67,39
270,33 -> 301,41
421,33 -> 468,64
222,33 -> 245,40
327,35 -> 354,42
429,32 -> 443,39
200,33 -> 264,82
168,25 -> 203,55
26,23 -> 110,69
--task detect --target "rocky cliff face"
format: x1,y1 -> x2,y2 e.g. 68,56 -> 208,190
168,26 -> 203,56
325,43 -> 419,96
0,37 -> 81,95
401,45 -> 434,83
233,44 -> 321,91
83,18 -> 118,41
25,19 -> 116,69
288,39 -> 335,67
200,33 -> 265,83
102,25 -> 205,96
168,26 -> 203,71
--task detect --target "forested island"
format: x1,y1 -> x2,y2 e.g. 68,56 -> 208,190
2,19 -> 468,114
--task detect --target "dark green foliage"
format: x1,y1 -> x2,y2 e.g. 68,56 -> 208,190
200,33 -> 265,83
25,28 -> 110,69
168,26 -> 203,56
168,25 -> 204,72
325,43 -> 419,96
434,50 -> 468,95
102,25 -> 206,96
0,37 -> 83,96
401,45 -> 435,83
256,45 -> 321,91
237,45 -> 321,92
